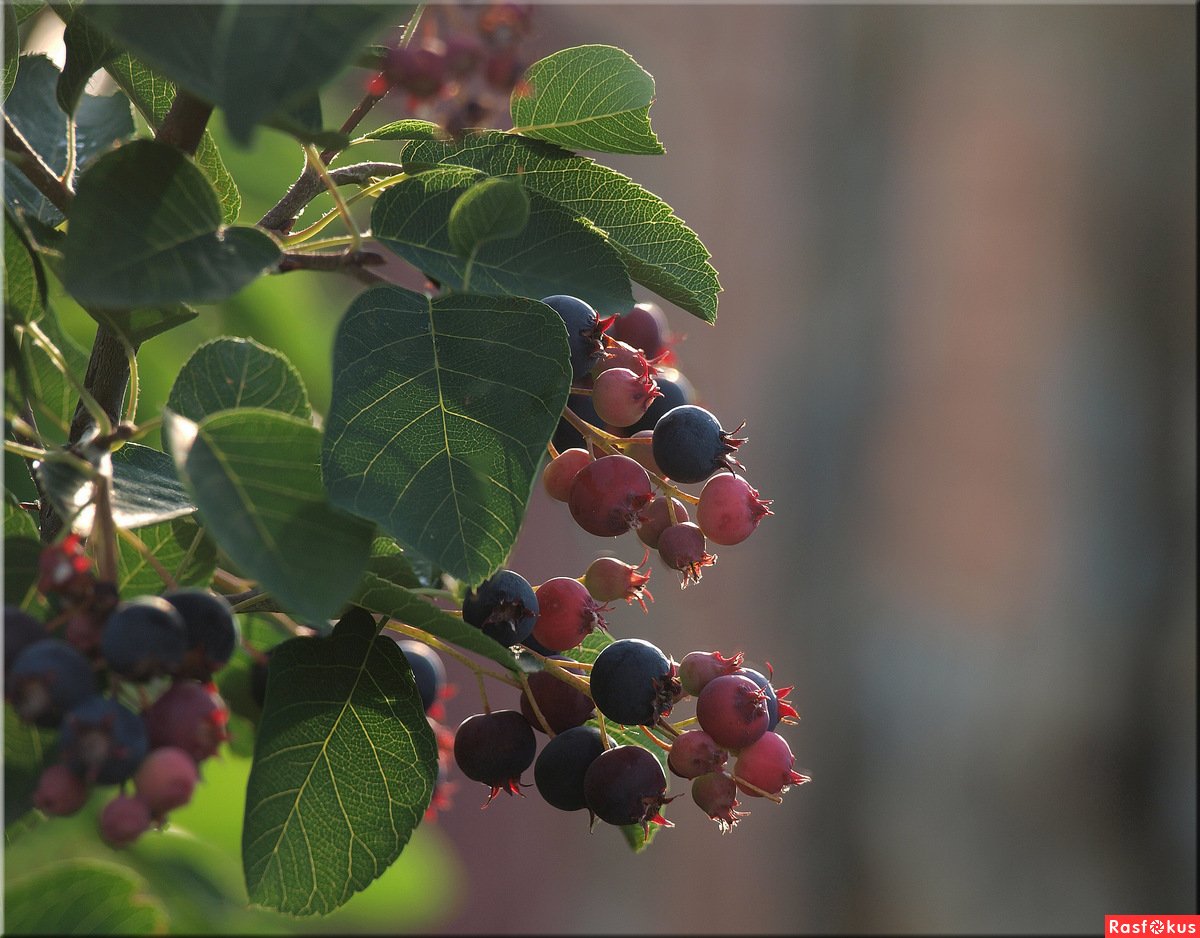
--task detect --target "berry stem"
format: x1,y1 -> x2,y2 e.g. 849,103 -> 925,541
637,725 -> 673,751
301,144 -> 362,254
384,622 -> 523,692
20,320 -> 112,437
730,774 -> 785,804
517,670 -> 555,735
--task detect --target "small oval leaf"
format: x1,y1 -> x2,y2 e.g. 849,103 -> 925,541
167,336 -> 311,423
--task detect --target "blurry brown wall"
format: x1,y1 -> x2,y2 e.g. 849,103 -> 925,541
430,5 -> 1196,933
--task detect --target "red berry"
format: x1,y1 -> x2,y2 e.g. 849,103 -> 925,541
582,554 -> 652,612
383,46 -> 446,99
591,366 -> 661,428
635,496 -> 689,550
33,763 -> 89,817
733,731 -> 810,797
567,454 -> 653,538
695,674 -> 770,751
667,729 -> 728,779
678,649 -> 745,697
697,474 -> 772,546
530,577 -> 608,652
624,430 -> 662,477
657,522 -> 716,587
99,793 -> 152,848
542,448 -> 591,502
144,681 -> 230,762
691,771 -> 748,832
134,746 -> 199,819
609,301 -> 671,360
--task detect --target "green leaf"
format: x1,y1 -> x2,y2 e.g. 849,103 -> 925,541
242,609 -> 438,915
372,167 -> 633,314
57,5 -> 119,116
4,703 -> 56,830
4,208 -> 47,325
3,55 -> 135,226
6,304 -> 90,442
167,336 -> 311,423
511,45 -> 664,156
401,131 -> 720,323
84,3 -> 411,145
62,139 -> 280,308
3,3 -> 19,101
116,515 -> 216,598
448,177 -> 530,257
12,2 -> 45,25
164,407 -> 375,624
322,286 -> 572,585
106,53 -> 241,224
365,535 -> 435,591
4,498 -> 42,606
4,859 -> 168,934
86,303 -> 200,347
359,118 -> 441,143
353,571 -> 521,674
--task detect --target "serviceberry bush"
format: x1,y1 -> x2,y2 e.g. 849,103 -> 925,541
2,0 -> 807,921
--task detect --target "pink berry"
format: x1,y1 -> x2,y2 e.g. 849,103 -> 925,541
695,674 -> 770,751
691,771 -> 748,832
657,522 -> 716,587
99,793 -> 152,848
667,729 -> 728,779
582,554 -> 652,612
33,763 -> 89,817
591,365 -> 661,429
635,496 -> 689,550
134,746 -> 199,818
733,731 -> 810,797
530,577 -> 608,653
697,474 -> 772,546
678,649 -> 745,697
542,448 -> 591,502
567,454 -> 653,538
143,681 -> 230,762
623,430 -> 662,477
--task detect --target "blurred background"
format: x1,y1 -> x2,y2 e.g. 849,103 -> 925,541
7,2 -> 1195,934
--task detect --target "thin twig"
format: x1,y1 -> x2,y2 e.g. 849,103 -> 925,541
5,115 -> 74,214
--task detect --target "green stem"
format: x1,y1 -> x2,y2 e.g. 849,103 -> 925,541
302,144 -> 361,253
4,440 -> 46,461
21,321 -> 111,436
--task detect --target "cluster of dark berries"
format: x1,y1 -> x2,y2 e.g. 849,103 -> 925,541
542,294 -> 773,590
367,2 -> 534,137
4,536 -> 235,848
447,635 -> 806,837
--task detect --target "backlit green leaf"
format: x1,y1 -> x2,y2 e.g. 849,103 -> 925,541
511,45 -> 664,155
372,167 -> 633,314
63,140 -> 280,308
401,131 -> 720,323
242,609 -> 438,915
167,336 -> 311,423
165,407 -> 374,624
116,516 -> 216,598
448,177 -> 530,257
4,208 -> 47,325
4,859 -> 167,934
322,286 -> 572,585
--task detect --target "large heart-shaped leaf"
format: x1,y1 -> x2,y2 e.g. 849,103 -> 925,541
372,167 -> 633,315
63,140 -> 280,308
3,55 -> 135,226
401,131 -> 720,323
165,408 -> 374,624
322,286 -> 572,586
4,860 -> 168,934
83,3 -> 409,145
242,609 -> 438,915
167,336 -> 311,423
511,45 -> 664,155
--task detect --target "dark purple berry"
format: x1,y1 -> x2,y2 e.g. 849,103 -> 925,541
33,763 -> 89,817
133,746 -> 199,819
541,295 -> 608,380
519,658 -> 594,734
453,710 -> 537,806
163,589 -> 239,682
144,681 -> 230,762
553,390 -> 601,452
634,496 -> 689,550
383,45 -> 446,98
678,649 -> 744,697
531,577 -> 607,653
100,596 -> 188,682
583,744 -> 673,836
394,638 -> 445,713
58,695 -> 148,785
695,674 -> 770,751
463,569 -> 539,647
443,33 -> 484,77
691,771 -> 748,832
621,372 -> 693,436
609,301 -> 670,359
99,793 -> 152,848
533,725 -> 605,812
651,404 -> 745,483
5,606 -> 45,676
589,638 -> 681,727
657,521 -> 716,586
567,454 -> 653,538
667,729 -> 728,780
7,638 -> 98,727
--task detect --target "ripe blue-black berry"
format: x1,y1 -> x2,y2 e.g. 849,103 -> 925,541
163,589 -> 239,682
583,744 -> 674,836
58,695 -> 148,784
533,725 -> 605,811
394,638 -> 446,713
589,638 -> 681,726
463,569 -> 539,647
553,391 -> 600,452
519,657 -> 594,733
5,606 -> 45,675
7,638 -> 98,727
541,294 -> 609,380
101,596 -> 188,682
453,710 -> 537,806
651,404 -> 745,483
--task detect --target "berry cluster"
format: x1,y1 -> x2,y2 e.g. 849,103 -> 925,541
367,2 -> 534,137
442,633 -> 806,837
543,294 -> 773,589
4,536 -> 235,848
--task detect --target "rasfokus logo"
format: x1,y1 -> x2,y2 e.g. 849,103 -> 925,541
1106,916 -> 1200,935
